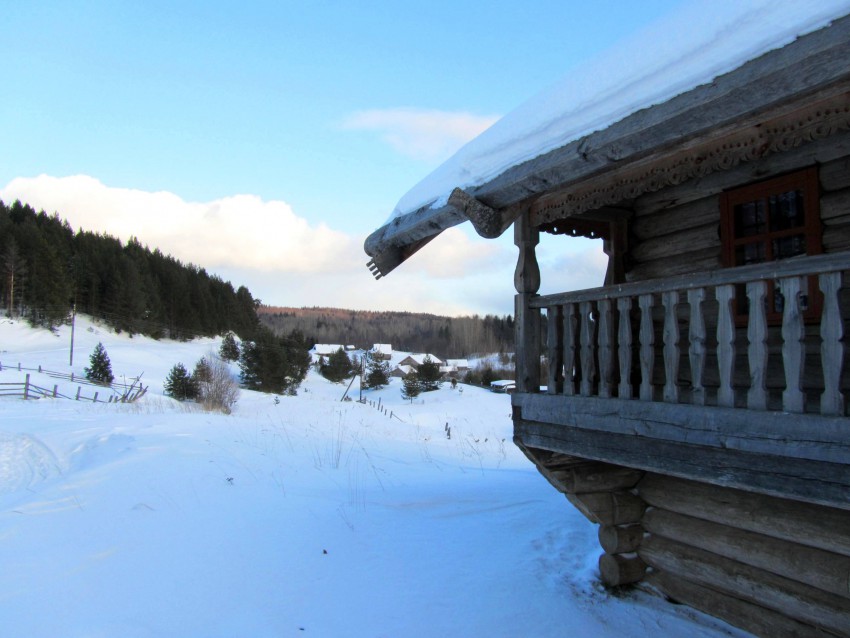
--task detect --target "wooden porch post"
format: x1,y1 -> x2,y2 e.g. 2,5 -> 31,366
515,210 -> 540,393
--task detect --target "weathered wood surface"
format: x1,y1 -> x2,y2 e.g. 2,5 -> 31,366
640,536 -> 850,636
548,463 -> 643,494
514,393 -> 850,463
513,413 -> 850,508
598,553 -> 646,587
642,508 -> 850,599
646,571 -> 837,638
598,524 -> 644,554
637,474 -> 850,557
530,252 -> 850,308
567,490 -> 645,526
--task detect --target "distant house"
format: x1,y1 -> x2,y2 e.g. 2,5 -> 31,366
370,344 -> 392,360
397,353 -> 444,368
311,344 -> 345,364
445,359 -> 469,372
390,364 -> 414,379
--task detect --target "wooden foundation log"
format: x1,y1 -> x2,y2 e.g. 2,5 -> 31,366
567,490 -> 645,525
550,463 -> 643,494
640,536 -> 850,635
643,507 -> 850,599
598,524 -> 644,554
638,473 -> 850,557
646,571 -> 836,638
598,553 -> 646,587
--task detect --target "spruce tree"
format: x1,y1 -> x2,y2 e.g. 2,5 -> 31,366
320,347 -> 353,383
219,331 -> 240,361
164,363 -> 197,401
364,354 -> 390,389
401,371 -> 421,403
417,355 -> 442,392
85,342 -> 114,385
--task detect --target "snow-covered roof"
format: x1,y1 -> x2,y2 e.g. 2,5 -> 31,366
400,353 -> 444,366
365,1 -> 850,278
312,344 -> 344,356
371,344 -> 392,354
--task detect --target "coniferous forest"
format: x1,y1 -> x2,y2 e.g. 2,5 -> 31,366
0,199 -> 260,339
259,306 -> 515,358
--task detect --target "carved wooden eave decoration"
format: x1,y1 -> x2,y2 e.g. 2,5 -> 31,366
364,14 -> 850,279
530,88 -> 850,229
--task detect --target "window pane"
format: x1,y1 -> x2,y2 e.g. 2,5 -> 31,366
736,242 -> 765,265
734,200 -> 766,237
769,189 -> 805,230
772,234 -> 806,259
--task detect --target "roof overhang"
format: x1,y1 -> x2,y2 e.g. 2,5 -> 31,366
365,13 -> 850,279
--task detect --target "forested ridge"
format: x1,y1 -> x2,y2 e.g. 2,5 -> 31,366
1,199 -> 260,339
259,306 -> 515,358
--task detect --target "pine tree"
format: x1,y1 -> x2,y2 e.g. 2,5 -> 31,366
364,354 -> 390,389
219,331 -> 240,361
401,371 -> 421,403
192,356 -> 212,384
85,342 -> 114,385
320,347 -> 353,383
417,355 -> 442,392
164,363 -> 197,401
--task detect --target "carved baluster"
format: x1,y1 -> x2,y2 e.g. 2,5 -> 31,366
514,211 -> 540,394
638,294 -> 655,401
547,305 -> 564,395
580,301 -> 596,396
563,303 -> 577,396
617,297 -> 633,399
716,285 -> 736,408
687,288 -> 706,406
779,277 -> 805,413
662,291 -> 679,403
598,299 -> 614,398
746,281 -> 768,410
819,272 -> 844,415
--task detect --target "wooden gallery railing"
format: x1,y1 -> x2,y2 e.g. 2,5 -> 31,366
523,253 -> 850,416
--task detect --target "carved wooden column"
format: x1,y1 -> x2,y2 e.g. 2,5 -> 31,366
515,210 -> 541,394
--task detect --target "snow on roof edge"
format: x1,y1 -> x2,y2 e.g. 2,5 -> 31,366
385,0 -> 850,226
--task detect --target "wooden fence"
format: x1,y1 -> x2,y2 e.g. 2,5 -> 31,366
0,363 -> 147,404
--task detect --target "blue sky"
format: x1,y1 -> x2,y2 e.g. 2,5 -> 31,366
1,0 -> 686,316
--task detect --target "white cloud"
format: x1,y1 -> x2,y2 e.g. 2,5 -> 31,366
1,174 -> 361,274
341,108 -> 500,163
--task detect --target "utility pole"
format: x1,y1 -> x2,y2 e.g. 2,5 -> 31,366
69,302 -> 77,366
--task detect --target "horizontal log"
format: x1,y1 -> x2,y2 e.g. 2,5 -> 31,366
820,157 -> 850,191
637,474 -> 850,557
598,552 -> 646,587
631,195 -> 717,240
549,463 -> 643,494
626,249 -> 720,282
514,393 -> 850,465
513,414 -> 850,509
630,222 -> 720,264
643,508 -> 850,600
566,490 -> 645,526
598,524 -> 644,554
640,536 -> 850,635
646,571 -> 834,638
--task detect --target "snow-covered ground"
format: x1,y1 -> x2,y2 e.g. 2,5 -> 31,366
0,317 -> 749,637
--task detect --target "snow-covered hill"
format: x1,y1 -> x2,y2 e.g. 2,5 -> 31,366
0,317 -> 747,637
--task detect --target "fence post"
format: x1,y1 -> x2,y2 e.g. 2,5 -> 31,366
53,384 -> 58,398
93,392 -> 98,403
38,365 -> 42,373
76,387 -> 81,400
18,362 -> 21,371
24,373 -> 30,400
71,372 -> 74,382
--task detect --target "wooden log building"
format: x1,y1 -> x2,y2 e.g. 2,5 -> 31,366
365,7 -> 850,637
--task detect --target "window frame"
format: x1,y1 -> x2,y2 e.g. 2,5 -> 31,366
719,167 -> 823,322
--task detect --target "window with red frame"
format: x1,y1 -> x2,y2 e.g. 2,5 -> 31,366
719,167 -> 822,321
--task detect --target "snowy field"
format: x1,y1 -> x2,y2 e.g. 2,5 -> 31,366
0,317 -> 749,637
